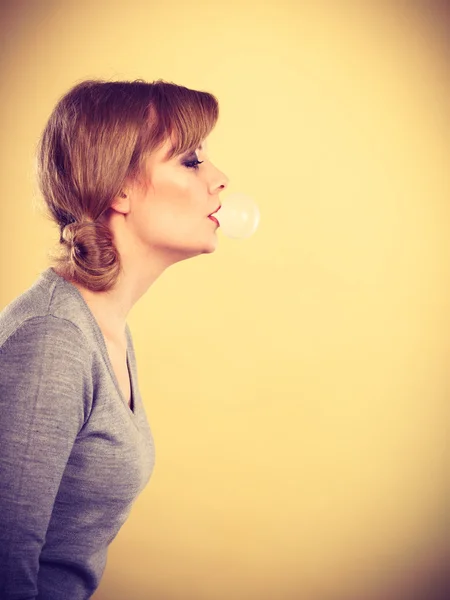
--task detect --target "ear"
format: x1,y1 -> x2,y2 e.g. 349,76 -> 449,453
110,190 -> 131,216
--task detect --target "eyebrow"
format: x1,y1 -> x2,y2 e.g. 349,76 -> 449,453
164,143 -> 203,161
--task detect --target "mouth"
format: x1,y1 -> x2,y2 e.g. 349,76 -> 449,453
208,205 -> 221,227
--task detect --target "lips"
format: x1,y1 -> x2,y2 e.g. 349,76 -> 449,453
209,205 -> 221,217
208,205 -> 221,226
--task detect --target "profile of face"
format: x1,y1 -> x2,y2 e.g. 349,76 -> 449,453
117,136 -> 229,265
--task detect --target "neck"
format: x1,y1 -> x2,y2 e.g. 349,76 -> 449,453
70,255 -> 169,344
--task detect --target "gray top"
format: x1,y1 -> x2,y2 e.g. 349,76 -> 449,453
0,267 -> 155,600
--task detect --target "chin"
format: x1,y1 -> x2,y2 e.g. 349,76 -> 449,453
186,244 -> 217,260
167,241 -> 217,264
193,233 -> 219,256
202,239 -> 218,254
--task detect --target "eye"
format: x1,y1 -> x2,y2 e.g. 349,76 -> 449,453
183,159 -> 204,170
182,152 -> 204,170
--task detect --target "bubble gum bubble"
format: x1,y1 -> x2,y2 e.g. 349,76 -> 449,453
215,192 -> 260,239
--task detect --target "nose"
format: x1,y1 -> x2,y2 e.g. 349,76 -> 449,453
215,170 -> 229,193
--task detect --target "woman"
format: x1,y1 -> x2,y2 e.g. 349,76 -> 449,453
0,78 -> 229,600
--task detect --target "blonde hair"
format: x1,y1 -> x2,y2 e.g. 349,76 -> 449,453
35,78 -> 219,291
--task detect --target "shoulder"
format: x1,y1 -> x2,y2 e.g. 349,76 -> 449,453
0,268 -> 93,350
0,315 -> 90,361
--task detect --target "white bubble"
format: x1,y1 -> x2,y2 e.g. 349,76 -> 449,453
214,192 -> 260,239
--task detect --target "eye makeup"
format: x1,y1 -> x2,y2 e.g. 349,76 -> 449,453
181,149 -> 204,171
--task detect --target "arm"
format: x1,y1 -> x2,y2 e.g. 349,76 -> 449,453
0,316 -> 90,600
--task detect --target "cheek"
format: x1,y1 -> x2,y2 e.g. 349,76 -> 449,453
134,190 -> 203,243
154,178 -> 192,210
149,179 -> 204,219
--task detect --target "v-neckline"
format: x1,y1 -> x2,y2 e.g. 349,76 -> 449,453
84,305 -> 137,417
125,350 -> 135,413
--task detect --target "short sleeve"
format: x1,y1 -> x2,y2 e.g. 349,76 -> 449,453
0,316 -> 91,600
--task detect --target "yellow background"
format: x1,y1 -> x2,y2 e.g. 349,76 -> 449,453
1,1 -> 449,598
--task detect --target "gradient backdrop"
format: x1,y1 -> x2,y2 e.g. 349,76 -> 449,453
1,1 -> 449,599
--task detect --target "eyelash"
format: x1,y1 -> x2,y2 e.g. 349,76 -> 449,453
183,159 -> 204,171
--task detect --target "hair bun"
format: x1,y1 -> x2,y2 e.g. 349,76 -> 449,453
57,218 -> 120,290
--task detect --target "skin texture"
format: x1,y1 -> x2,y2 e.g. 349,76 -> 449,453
67,135 -> 229,346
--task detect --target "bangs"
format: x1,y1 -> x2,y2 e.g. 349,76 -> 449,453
146,80 -> 219,161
